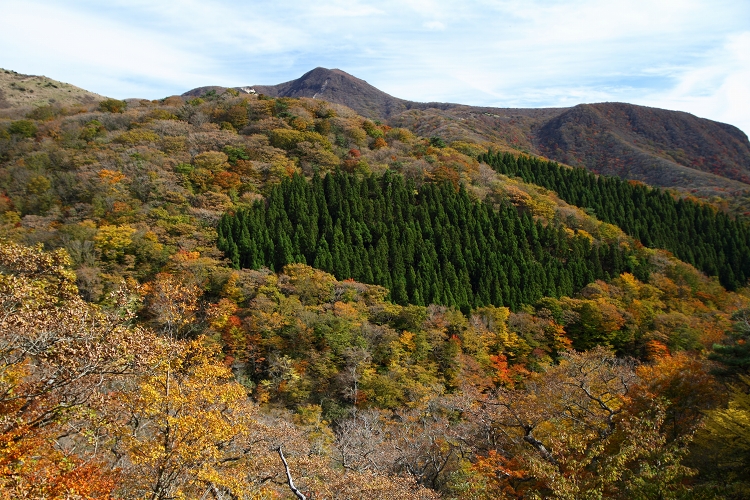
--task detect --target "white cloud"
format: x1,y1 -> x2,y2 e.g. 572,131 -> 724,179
363,0 -> 750,134
639,31 -> 750,136
305,1 -> 384,19
74,0 -> 310,53
423,21 -> 446,30
0,0 -> 217,96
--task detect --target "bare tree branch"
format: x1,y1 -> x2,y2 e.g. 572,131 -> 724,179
277,446 -> 306,500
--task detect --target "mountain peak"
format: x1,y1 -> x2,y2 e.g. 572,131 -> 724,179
250,67 -> 408,119
183,67 -> 459,119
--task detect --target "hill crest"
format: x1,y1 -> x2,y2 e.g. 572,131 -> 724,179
0,68 -> 104,111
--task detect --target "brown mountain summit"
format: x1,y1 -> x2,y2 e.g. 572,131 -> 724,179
183,67 -> 459,120
251,67 -> 414,119
536,103 -> 750,190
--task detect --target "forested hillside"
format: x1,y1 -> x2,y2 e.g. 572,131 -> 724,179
203,68 -> 750,208
1,75 -> 749,498
481,150 -> 750,290
218,171 -> 648,310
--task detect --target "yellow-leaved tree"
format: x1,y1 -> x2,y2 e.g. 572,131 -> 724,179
110,338 -> 280,498
0,240 -> 145,498
691,375 -> 750,498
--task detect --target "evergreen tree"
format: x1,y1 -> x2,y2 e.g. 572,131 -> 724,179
480,150 -> 750,290
221,172 -> 647,310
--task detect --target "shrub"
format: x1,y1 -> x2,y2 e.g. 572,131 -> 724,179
268,129 -> 332,151
174,163 -> 194,175
79,120 -> 106,141
94,224 -> 136,261
114,128 -> 160,145
387,127 -> 415,143
450,141 -> 486,158
147,109 -> 178,121
26,105 -> 59,121
193,151 -> 229,172
362,120 -> 383,138
8,120 -> 37,138
99,98 -> 127,113
223,145 -> 250,165
429,136 -> 447,148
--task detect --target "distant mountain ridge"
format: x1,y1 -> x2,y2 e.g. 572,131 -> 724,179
535,103 -> 750,189
183,67 -> 750,197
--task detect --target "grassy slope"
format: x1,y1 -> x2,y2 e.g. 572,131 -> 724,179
0,68 -> 105,114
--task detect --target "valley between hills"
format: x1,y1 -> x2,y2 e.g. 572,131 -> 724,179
0,67 -> 749,498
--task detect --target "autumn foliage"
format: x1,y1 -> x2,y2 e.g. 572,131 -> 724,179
1,86 -> 749,497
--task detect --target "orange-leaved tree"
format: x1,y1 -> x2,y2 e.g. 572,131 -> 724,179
0,240 -> 147,497
464,347 -> 696,499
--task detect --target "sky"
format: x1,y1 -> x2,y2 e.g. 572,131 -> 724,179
2,0 -> 749,136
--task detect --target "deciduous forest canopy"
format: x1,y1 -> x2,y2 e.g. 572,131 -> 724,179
1,69 -> 749,498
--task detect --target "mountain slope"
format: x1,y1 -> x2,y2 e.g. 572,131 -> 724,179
3,69 -> 749,498
390,103 -> 750,195
183,68 -> 750,198
0,68 -> 104,111
535,103 -> 750,189
390,103 -> 750,192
